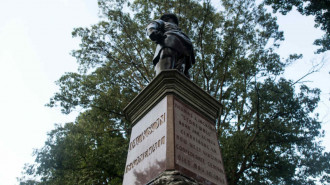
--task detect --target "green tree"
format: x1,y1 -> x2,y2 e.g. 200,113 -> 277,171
264,0 -> 330,53
19,0 -> 329,184
19,112 -> 127,185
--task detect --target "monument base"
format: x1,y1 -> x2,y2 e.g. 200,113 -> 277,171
123,70 -> 227,185
149,170 -> 202,185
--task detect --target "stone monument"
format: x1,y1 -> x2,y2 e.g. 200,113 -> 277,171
123,70 -> 227,185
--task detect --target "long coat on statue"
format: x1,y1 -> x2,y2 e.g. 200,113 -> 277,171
147,19 -> 195,75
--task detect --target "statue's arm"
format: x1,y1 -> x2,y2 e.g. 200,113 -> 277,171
146,20 -> 166,42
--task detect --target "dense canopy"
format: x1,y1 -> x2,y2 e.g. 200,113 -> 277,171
19,0 -> 329,184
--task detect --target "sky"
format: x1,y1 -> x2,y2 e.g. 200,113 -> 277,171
0,0 -> 329,184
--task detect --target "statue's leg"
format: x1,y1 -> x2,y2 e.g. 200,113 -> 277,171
174,56 -> 191,78
155,48 -> 176,75
174,57 -> 185,74
183,57 -> 190,78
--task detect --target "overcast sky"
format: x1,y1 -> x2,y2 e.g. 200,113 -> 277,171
0,0 -> 329,184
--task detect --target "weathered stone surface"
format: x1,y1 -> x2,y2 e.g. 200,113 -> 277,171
123,70 -> 227,185
174,98 -> 227,185
149,170 -> 202,185
123,97 -> 168,185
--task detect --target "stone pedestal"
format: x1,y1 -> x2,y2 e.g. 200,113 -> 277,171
123,70 -> 227,185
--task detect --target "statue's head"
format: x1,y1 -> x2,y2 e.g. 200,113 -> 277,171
160,13 -> 179,25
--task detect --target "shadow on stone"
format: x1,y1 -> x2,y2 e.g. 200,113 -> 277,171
132,159 -> 166,185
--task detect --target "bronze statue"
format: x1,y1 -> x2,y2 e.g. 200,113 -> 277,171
146,13 -> 195,78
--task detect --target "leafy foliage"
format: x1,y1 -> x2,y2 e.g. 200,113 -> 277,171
264,0 -> 330,53
19,111 -> 127,185
20,0 -> 329,184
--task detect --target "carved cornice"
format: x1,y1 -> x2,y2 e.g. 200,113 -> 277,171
124,70 -> 222,126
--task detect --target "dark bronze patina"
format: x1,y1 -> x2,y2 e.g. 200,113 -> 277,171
146,13 -> 195,78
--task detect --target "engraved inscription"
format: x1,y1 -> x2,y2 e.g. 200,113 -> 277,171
174,99 -> 227,185
129,113 -> 166,151
125,136 -> 166,173
123,97 -> 167,185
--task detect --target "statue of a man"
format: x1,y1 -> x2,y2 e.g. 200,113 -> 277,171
146,13 -> 195,78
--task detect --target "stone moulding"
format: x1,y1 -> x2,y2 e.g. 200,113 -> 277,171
148,170 -> 202,185
124,70 -> 222,126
